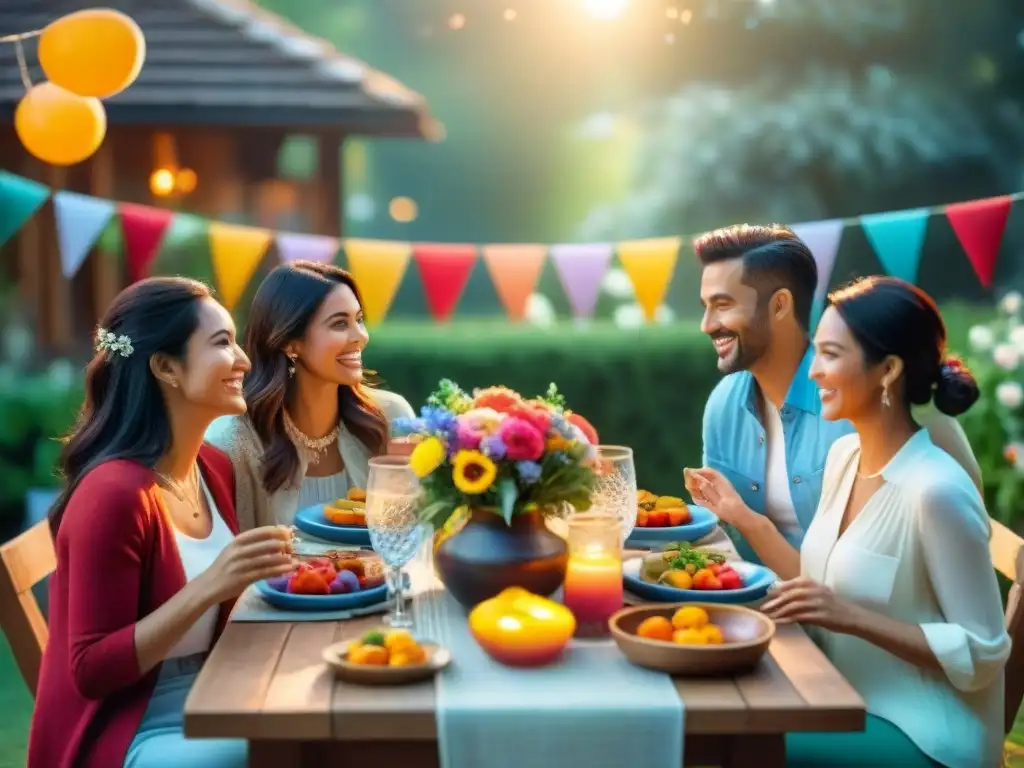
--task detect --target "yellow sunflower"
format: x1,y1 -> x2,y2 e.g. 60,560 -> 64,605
409,436 -> 446,478
452,450 -> 498,494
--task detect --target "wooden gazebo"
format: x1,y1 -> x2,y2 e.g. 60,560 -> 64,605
0,0 -> 439,351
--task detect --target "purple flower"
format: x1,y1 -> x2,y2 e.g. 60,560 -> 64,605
480,434 -> 507,460
516,460 -> 542,484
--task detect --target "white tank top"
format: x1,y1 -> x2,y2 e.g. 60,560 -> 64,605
167,480 -> 234,659
762,398 -> 802,540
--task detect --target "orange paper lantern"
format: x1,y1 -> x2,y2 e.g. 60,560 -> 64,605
15,82 -> 107,166
38,9 -> 146,99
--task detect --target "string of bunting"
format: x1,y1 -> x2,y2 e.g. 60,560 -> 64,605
0,169 -> 1017,324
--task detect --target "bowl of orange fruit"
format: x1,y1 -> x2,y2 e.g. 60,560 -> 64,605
322,628 -> 452,685
294,488 -> 371,546
611,603 -> 774,675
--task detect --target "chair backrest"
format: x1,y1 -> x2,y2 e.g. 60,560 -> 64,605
0,520 -> 56,696
990,519 -> 1024,735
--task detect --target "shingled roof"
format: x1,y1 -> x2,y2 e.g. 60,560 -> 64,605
0,0 -> 439,138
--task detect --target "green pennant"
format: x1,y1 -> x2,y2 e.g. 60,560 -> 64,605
0,171 -> 50,247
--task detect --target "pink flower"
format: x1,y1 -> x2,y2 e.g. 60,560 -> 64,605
455,422 -> 484,451
509,402 -> 552,436
498,417 -> 545,462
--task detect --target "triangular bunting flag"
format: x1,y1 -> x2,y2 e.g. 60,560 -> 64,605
276,231 -> 340,265
481,244 -> 547,322
119,203 -> 174,283
413,243 -> 478,322
945,196 -> 1013,288
53,191 -> 116,278
616,237 -> 680,322
208,222 -> 272,310
550,243 -> 614,319
790,219 -> 845,302
343,239 -> 411,325
860,208 -> 930,284
0,171 -> 49,247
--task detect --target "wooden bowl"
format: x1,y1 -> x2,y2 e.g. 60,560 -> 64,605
322,640 -> 451,686
610,602 -> 775,676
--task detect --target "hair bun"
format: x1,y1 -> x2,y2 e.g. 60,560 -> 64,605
932,356 -> 980,417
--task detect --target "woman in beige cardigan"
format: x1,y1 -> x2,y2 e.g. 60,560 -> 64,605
206,261 -> 414,532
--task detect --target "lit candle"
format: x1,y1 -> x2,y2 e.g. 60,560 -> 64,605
562,513 -> 623,637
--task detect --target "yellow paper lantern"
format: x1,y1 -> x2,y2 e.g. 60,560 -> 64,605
38,9 -> 146,99
15,82 -> 107,166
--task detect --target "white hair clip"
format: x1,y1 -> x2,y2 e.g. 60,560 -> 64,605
96,328 -> 134,359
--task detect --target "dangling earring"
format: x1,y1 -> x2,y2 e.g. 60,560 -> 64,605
881,385 -> 891,408
287,355 -> 297,378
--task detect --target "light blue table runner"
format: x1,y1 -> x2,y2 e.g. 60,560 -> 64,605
415,590 -> 684,768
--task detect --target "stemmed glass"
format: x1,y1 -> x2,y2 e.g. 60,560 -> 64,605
589,446 -> 638,544
365,455 -> 429,628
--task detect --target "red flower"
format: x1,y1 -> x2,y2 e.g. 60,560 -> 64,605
498,417 -> 546,461
473,386 -> 522,414
509,402 -> 552,436
566,411 -> 599,445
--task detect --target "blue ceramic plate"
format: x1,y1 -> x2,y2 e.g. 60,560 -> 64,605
254,579 -> 389,612
622,556 -> 777,604
294,504 -> 372,547
625,505 -> 719,548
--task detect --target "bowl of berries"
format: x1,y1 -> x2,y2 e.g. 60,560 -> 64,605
254,550 -> 389,611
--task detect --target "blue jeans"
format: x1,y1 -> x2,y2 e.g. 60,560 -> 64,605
124,654 -> 247,768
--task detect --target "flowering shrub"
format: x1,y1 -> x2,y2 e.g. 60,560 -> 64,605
392,380 -> 600,531
958,291 -> 1024,526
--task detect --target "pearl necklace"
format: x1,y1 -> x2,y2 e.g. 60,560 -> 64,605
283,411 -> 340,465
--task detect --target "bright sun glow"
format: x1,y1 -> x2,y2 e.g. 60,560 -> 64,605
582,0 -> 628,21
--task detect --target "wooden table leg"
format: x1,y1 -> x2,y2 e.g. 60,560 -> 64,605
723,734 -> 785,768
249,740 -> 440,768
248,741 -> 303,768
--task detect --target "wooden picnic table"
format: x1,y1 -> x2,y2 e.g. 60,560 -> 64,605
183,598 -> 866,768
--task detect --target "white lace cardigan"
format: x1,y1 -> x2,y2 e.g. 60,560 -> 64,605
204,388 -> 415,531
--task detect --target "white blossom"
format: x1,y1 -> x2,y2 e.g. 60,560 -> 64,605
968,324 -> 995,352
613,303 -> 646,329
601,268 -> 636,299
993,343 -> 1020,371
1009,324 -> 1024,353
1001,291 -> 1023,316
996,381 -> 1024,409
524,293 -> 556,327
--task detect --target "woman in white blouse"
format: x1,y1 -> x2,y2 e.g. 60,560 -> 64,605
693,276 -> 1009,767
206,261 -> 414,531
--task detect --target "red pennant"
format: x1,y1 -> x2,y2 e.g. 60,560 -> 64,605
945,195 -> 1013,288
119,203 -> 174,283
413,243 -> 478,321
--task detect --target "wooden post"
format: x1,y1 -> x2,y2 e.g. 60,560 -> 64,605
314,134 -> 344,237
40,165 -> 72,352
87,142 -> 120,321
16,156 -> 42,337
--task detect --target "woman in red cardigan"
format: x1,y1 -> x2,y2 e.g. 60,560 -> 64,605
28,278 -> 295,768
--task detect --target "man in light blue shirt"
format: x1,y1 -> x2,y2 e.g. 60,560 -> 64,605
685,224 -> 981,564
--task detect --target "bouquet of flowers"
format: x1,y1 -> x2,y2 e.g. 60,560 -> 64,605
392,380 -> 600,530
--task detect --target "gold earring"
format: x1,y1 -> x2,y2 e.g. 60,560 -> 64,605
881,385 -> 891,408
287,355 -> 296,378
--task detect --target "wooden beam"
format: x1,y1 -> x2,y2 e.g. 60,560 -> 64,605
40,165 -> 71,352
88,142 -> 120,322
313,134 -> 343,238
16,156 -> 42,337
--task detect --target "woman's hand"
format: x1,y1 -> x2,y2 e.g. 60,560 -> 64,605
685,467 -> 758,531
761,576 -> 852,632
195,525 -> 294,606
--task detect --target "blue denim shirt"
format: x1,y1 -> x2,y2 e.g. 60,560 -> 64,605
701,348 -> 853,563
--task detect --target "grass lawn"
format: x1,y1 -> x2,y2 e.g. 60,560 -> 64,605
0,633 -> 1020,766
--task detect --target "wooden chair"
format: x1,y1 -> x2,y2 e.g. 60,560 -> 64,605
0,520 -> 56,697
990,519 -> 1024,738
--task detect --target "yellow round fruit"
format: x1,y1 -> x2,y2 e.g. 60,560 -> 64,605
671,605 -> 709,630
701,624 -> 724,645
384,630 -> 417,652
672,628 -> 708,645
636,615 -> 674,642
663,570 -> 694,589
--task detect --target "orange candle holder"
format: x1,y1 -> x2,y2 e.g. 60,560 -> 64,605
562,512 -> 623,638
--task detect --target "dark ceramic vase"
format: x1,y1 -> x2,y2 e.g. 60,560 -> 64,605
434,509 -> 568,609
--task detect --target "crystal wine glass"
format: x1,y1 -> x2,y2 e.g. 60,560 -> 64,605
365,455 -> 428,628
589,446 -> 638,544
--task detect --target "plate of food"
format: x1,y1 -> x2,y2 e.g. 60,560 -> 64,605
293,488 -> 372,546
322,628 -> 451,685
610,603 -> 775,675
254,551 -> 388,611
625,490 -> 718,546
622,544 -> 777,604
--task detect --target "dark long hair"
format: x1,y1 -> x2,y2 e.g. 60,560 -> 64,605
50,277 -> 212,534
243,261 -> 389,493
828,276 -> 980,417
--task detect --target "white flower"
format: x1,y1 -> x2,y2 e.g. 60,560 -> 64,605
993,343 -> 1020,371
997,381 -> 1024,409
968,324 -> 995,351
1009,325 -> 1024,353
601,268 -> 636,299
655,305 -> 675,324
1001,291 -> 1023,315
613,303 -> 646,329
524,293 -> 556,327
